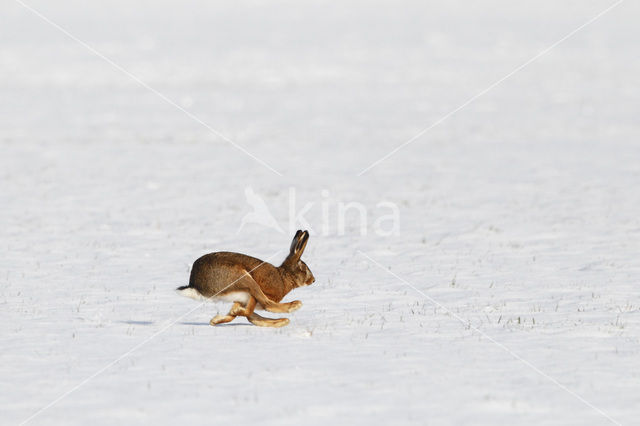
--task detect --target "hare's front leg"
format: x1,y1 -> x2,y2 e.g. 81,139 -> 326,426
262,300 -> 302,314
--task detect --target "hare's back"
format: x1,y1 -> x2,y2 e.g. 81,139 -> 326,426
188,251 -> 267,295
196,251 -> 265,270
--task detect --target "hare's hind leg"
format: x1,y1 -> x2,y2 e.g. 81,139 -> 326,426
210,297 -> 258,326
226,296 -> 289,327
230,296 -> 257,317
237,275 -> 302,313
248,312 -> 289,328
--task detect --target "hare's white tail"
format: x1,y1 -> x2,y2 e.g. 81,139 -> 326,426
175,285 -> 207,301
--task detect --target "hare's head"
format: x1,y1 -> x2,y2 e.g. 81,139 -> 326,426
282,230 -> 315,287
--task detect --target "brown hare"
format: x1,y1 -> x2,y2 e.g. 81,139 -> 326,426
176,230 -> 314,327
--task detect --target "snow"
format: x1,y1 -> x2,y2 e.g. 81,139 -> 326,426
1,1 -> 640,425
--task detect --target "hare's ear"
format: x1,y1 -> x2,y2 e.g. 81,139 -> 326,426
289,231 -> 309,261
293,230 -> 309,260
289,230 -> 304,255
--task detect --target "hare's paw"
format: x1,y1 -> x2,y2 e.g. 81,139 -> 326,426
210,314 -> 234,326
287,300 -> 303,313
270,318 -> 290,327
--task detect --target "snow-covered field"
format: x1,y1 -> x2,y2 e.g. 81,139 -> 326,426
2,1 -> 640,424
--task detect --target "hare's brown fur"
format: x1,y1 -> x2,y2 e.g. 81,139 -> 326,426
177,230 -> 314,327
